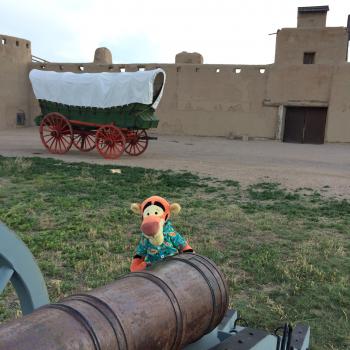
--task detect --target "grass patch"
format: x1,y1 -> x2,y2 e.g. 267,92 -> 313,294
0,156 -> 349,349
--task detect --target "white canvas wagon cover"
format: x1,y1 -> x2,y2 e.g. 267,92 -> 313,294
29,68 -> 166,109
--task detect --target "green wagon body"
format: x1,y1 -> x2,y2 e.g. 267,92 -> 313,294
35,100 -> 159,130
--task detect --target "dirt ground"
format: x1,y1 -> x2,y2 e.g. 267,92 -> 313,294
1,127 -> 350,198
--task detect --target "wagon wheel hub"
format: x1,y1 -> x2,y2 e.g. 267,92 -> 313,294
130,136 -> 140,145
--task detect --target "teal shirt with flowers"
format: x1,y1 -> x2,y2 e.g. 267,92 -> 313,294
135,221 -> 186,263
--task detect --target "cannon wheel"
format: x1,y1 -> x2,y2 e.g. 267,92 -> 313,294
95,124 -> 126,159
73,131 -> 96,152
39,112 -> 73,154
124,129 -> 149,156
0,222 -> 49,315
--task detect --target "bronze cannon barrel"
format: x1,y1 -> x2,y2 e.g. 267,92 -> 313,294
0,253 -> 228,350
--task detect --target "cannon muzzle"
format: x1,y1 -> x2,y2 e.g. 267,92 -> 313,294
0,253 -> 228,350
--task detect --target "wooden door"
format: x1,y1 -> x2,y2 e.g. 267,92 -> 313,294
283,107 -> 327,144
283,107 -> 305,143
303,108 -> 327,144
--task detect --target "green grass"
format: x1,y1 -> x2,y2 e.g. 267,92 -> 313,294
0,156 -> 349,349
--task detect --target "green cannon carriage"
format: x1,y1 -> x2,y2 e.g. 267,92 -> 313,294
29,68 -> 165,159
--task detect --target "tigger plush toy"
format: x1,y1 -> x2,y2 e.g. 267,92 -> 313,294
130,195 -> 193,272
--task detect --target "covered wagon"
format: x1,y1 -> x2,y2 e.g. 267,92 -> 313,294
29,68 -> 166,159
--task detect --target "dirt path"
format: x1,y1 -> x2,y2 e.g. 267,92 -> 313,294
1,127 -> 350,197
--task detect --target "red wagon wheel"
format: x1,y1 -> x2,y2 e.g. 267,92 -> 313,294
124,129 -> 149,156
39,113 -> 73,154
95,125 -> 125,159
73,132 -> 96,152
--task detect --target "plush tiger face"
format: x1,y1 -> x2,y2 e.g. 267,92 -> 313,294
131,196 -> 181,246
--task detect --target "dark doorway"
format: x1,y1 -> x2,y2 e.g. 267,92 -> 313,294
283,107 -> 327,144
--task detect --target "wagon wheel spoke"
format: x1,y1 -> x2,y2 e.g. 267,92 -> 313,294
73,132 -> 96,152
45,116 -> 56,130
47,137 -> 56,149
39,113 -> 73,154
53,139 -> 60,152
83,135 -> 93,149
124,130 -> 148,156
51,139 -> 59,152
60,136 -> 71,149
50,116 -> 61,131
136,144 -> 142,153
57,139 -> 63,153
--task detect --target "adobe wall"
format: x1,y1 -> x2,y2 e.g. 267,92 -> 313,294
266,64 -> 334,104
275,27 -> 348,64
326,63 -> 350,142
163,64 -> 277,138
29,62 -> 278,139
0,35 -> 31,129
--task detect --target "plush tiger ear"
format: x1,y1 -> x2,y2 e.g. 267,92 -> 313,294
170,203 -> 181,215
130,203 -> 142,214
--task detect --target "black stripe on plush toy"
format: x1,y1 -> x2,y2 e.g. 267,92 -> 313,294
143,202 -> 152,212
154,201 -> 166,211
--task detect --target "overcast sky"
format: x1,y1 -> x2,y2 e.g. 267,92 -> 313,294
1,0 -> 349,64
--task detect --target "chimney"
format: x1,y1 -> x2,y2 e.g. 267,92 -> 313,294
297,5 -> 329,28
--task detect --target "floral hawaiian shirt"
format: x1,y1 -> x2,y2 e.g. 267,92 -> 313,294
134,221 -> 186,264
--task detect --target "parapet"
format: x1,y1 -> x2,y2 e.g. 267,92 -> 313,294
0,34 -> 31,50
175,51 -> 203,64
93,47 -> 112,64
0,34 -> 31,62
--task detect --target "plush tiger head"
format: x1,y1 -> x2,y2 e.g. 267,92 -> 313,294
131,196 -> 181,246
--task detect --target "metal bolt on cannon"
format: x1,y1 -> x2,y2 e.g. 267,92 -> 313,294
0,222 -> 310,350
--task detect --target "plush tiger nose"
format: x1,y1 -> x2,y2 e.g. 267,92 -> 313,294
141,219 -> 159,236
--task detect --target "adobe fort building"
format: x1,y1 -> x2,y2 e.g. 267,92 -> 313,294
1,5 -> 350,143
